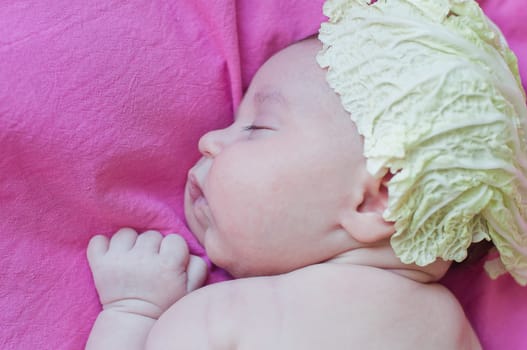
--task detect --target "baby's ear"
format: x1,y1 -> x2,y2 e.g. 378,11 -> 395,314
340,172 -> 394,244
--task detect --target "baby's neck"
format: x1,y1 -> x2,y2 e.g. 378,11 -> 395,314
326,242 -> 452,283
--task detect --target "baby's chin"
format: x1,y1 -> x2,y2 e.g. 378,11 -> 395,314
213,253 -> 296,278
183,196 -> 206,245
185,218 -> 205,247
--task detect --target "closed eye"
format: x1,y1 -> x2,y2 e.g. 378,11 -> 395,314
243,125 -> 273,131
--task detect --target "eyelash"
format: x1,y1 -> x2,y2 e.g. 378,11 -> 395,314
243,125 -> 269,131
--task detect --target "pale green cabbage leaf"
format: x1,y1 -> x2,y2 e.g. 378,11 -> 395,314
317,0 -> 527,285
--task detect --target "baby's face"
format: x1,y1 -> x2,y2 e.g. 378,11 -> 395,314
184,38 -> 369,277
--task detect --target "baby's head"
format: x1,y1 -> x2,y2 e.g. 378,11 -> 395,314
185,0 -> 527,284
185,38 -> 395,278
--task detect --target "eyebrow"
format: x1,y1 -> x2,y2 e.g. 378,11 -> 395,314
234,89 -> 288,121
253,90 -> 288,110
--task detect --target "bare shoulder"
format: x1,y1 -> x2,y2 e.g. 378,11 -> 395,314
146,274 -> 286,350
146,265 -> 481,350
380,276 -> 481,350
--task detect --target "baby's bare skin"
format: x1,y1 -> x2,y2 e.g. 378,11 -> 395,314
86,228 -> 207,349
87,229 -> 481,350
87,38 -> 481,349
149,263 -> 479,350
87,229 -> 479,349
87,229 -> 480,350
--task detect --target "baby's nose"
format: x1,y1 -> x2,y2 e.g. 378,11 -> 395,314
198,128 -> 232,157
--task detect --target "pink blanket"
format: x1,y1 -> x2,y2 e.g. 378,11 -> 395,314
0,1 -> 525,349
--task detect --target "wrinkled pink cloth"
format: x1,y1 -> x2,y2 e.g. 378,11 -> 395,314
0,1 -> 525,349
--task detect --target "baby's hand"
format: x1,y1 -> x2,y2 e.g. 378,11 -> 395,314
87,228 -> 207,319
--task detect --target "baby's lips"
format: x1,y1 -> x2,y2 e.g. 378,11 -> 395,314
187,172 -> 205,203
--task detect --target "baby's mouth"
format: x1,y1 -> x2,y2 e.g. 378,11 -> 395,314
187,172 -> 205,204
186,172 -> 212,237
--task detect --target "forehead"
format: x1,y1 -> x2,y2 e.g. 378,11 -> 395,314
245,39 -> 339,112
254,39 -> 325,88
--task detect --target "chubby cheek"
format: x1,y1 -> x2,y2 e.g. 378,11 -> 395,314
202,142 -> 344,276
202,150 -> 297,272
205,150 -> 277,240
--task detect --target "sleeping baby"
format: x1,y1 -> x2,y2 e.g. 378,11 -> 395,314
86,0 -> 527,348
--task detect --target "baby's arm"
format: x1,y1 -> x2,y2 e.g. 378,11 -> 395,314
85,228 -> 207,350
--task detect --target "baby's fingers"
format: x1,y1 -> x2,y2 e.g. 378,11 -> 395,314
186,255 -> 207,292
160,234 -> 190,265
87,235 -> 109,263
135,230 -> 163,252
109,227 -> 138,252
